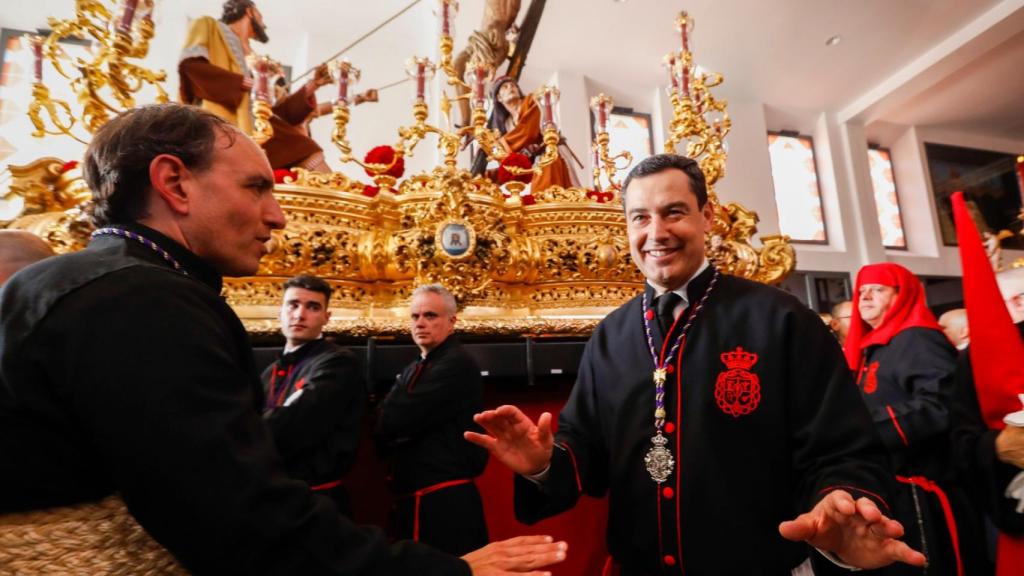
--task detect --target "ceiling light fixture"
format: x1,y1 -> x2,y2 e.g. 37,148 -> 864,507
825,35 -> 842,47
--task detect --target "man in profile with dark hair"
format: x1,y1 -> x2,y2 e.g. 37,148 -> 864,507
0,103 -> 566,575
262,274 -> 364,516
468,153 -> 927,573
0,229 -> 54,286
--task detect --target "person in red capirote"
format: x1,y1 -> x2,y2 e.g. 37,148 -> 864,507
844,262 -> 988,575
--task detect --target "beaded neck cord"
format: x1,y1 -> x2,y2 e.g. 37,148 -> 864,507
91,227 -> 188,276
640,267 -> 719,483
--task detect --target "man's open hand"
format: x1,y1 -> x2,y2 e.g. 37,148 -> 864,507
462,535 -> 567,576
779,490 -> 926,569
465,405 -> 553,476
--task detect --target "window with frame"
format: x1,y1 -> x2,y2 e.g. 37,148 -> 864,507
867,146 -> 907,249
767,132 -> 827,243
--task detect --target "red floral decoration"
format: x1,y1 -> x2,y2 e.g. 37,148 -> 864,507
520,193 -> 536,205
273,168 -> 298,184
60,160 -> 79,173
362,185 -> 380,197
586,189 -> 615,203
497,153 -> 533,185
363,145 -> 405,178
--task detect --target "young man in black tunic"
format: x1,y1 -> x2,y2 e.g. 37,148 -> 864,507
261,274 -> 364,515
467,154 -> 927,574
376,284 -> 490,555
0,103 -> 566,575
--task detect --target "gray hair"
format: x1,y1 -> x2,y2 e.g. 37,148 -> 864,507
412,283 -> 458,315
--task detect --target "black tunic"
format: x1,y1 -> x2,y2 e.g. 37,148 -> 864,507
950,323 -> 1024,536
375,335 -> 489,555
515,266 -> 893,575
0,222 -> 469,575
855,328 -> 988,575
261,339 -> 365,514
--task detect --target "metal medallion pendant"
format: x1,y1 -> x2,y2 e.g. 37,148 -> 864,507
644,432 -> 674,483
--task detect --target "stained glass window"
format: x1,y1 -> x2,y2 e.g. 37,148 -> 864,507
767,133 -> 827,243
867,147 -> 907,249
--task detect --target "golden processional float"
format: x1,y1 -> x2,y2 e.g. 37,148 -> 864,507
2,1 -> 796,337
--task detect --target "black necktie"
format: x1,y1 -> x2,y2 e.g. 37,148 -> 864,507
655,292 -> 682,336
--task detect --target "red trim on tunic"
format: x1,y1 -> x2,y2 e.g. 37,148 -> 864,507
310,478 -> 343,491
558,442 -> 583,494
895,475 -> 963,576
673,344 -> 685,573
410,478 -> 474,541
656,487 -> 664,569
886,405 -> 910,446
406,361 -> 428,392
268,364 -> 295,407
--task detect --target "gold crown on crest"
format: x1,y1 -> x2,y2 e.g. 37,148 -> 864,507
720,347 -> 758,370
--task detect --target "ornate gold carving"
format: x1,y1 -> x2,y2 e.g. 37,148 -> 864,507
661,11 -> 794,284
28,0 -> 167,141
3,8 -> 796,337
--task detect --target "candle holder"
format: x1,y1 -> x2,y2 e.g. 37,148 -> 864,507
329,59 -> 360,161
435,0 -> 468,95
246,54 -> 281,145
589,93 -> 632,193
662,10 -> 730,186
658,10 -> 793,285
325,1 -> 559,179
25,34 -> 81,143
27,0 -> 166,141
529,85 -> 562,171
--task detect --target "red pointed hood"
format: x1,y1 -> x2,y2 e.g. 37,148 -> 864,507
951,191 -> 1024,430
843,263 -> 942,370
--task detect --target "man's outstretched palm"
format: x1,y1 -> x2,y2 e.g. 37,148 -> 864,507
779,490 -> 926,569
465,405 -> 554,476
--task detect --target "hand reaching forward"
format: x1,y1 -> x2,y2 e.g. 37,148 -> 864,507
996,425 -> 1024,468
464,405 -> 554,476
778,490 -> 926,569
462,535 -> 568,576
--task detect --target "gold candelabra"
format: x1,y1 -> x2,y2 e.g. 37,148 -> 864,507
3,5 -> 797,335
589,93 -> 632,193
245,54 -> 282,145
662,12 -> 730,186
27,0 -> 167,143
660,11 -> 794,284
328,0 -> 559,187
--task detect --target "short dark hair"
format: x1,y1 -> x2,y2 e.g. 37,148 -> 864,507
283,274 -> 332,305
221,0 -> 256,24
83,104 -> 235,227
621,153 -> 708,208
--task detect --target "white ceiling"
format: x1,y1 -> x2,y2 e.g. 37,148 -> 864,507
253,0 -> 1024,142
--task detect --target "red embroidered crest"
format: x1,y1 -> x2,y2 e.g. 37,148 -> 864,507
714,347 -> 761,417
862,361 -> 880,394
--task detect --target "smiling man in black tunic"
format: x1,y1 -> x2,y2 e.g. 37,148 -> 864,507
467,153 -> 927,574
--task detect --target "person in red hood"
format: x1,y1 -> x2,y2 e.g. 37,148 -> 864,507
844,262 -> 988,575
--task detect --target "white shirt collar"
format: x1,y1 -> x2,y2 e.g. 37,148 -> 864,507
647,258 -> 709,309
283,335 -> 323,355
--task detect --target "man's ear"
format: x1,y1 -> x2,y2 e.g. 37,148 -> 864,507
700,200 -> 715,231
149,154 -> 192,216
